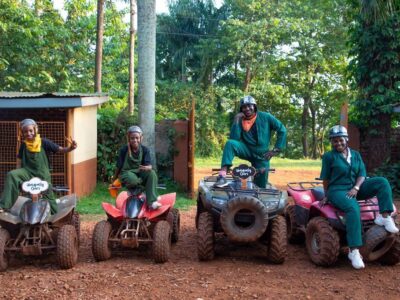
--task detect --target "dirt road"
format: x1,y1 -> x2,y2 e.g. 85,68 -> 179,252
0,169 -> 399,299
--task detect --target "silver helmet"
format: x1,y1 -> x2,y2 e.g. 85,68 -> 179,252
328,125 -> 348,139
127,125 -> 143,135
239,95 -> 257,112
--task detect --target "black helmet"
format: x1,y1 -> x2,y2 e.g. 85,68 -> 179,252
239,95 -> 257,111
328,125 -> 348,139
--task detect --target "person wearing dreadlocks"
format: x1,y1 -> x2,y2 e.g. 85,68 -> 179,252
214,95 -> 287,188
0,119 -> 77,213
113,125 -> 161,209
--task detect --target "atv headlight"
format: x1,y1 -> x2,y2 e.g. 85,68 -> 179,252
212,198 -> 227,209
263,200 -> 279,211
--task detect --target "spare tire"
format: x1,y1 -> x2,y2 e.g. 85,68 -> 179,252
360,225 -> 395,262
220,196 -> 268,243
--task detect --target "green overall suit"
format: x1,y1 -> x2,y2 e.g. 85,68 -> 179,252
221,111 -> 286,188
119,146 -> 159,205
320,149 -> 394,248
0,143 -> 58,214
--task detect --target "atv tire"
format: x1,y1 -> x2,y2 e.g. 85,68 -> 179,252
306,217 -> 340,267
92,220 -> 112,261
57,225 -> 78,269
153,220 -> 171,263
220,196 -> 268,243
286,205 -> 304,244
360,225 -> 395,262
267,215 -> 287,264
379,233 -> 400,265
167,208 -> 180,243
71,211 -> 81,245
197,212 -> 215,261
0,229 -> 10,272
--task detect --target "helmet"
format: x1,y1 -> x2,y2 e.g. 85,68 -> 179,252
127,125 -> 143,135
20,118 -> 37,129
328,125 -> 348,139
239,95 -> 257,109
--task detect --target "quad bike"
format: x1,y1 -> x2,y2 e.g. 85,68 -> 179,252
196,164 -> 288,263
286,181 -> 400,266
92,183 -> 180,264
0,177 -> 80,271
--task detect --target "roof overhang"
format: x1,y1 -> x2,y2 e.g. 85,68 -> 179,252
0,92 -> 109,108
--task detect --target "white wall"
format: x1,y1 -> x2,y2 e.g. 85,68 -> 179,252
71,106 -> 97,164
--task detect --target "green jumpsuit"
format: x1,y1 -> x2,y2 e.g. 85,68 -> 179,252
320,149 -> 394,248
0,143 -> 58,213
221,111 -> 286,188
119,146 -> 159,205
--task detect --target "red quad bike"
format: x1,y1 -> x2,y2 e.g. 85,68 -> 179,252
0,177 -> 80,271
286,181 -> 400,267
92,185 -> 180,263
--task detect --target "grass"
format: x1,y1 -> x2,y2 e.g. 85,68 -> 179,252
77,180 -> 194,215
195,157 -> 321,170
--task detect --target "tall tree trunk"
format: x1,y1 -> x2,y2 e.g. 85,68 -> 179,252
309,102 -> 317,159
137,0 -> 156,164
95,0 -> 105,93
301,97 -> 310,157
243,65 -> 251,92
128,0 -> 137,115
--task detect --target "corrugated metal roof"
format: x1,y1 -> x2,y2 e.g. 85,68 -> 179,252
0,92 -> 107,98
0,92 -> 109,108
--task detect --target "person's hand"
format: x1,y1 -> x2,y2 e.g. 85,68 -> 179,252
139,165 -> 152,171
70,140 -> 77,150
346,187 -> 358,199
319,196 -> 328,207
234,112 -> 244,123
263,148 -> 280,160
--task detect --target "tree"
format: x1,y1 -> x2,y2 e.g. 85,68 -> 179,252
137,0 -> 156,163
95,0 -> 105,93
128,0 -> 137,114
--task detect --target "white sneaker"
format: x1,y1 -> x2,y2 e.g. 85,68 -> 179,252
348,249 -> 365,269
374,214 -> 399,233
151,201 -> 162,210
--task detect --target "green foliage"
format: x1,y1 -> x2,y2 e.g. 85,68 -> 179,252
348,3 -> 400,127
372,162 -> 400,196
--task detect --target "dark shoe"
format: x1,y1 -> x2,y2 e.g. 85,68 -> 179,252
214,175 -> 228,187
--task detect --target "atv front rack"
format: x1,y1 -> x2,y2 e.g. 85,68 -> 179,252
287,181 -> 323,191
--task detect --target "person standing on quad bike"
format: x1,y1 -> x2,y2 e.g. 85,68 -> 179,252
0,118 -> 77,214
214,95 -> 286,188
113,125 -> 162,209
320,125 -> 399,269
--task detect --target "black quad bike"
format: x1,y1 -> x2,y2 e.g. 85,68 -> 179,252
196,164 -> 288,263
0,177 -> 80,271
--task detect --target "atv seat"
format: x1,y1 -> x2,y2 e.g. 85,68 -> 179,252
311,187 -> 325,202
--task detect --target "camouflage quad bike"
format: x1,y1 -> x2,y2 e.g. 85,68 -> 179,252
196,164 -> 288,263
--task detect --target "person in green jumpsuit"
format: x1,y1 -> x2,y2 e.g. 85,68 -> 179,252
0,119 -> 77,214
320,125 -> 398,269
214,95 -> 286,188
113,125 -> 161,209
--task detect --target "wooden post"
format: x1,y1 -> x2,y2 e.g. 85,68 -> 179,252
340,101 -> 348,128
188,98 -> 195,198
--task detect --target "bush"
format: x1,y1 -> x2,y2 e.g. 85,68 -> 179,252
373,162 -> 400,197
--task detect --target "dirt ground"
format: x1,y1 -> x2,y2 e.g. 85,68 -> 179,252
0,168 -> 399,300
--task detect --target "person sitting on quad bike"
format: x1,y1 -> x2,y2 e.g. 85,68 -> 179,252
320,125 -> 399,269
113,125 -> 161,209
214,95 -> 287,188
0,118 -> 77,214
